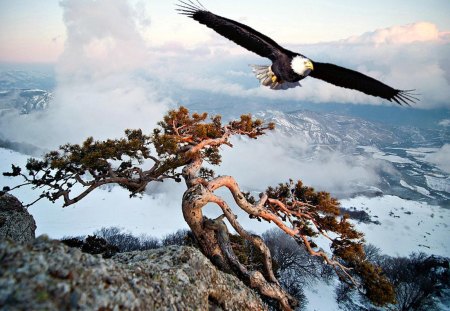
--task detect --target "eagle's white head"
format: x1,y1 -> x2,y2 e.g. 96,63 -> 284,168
291,56 -> 314,77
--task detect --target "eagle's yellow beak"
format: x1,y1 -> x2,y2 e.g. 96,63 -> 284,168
305,60 -> 314,71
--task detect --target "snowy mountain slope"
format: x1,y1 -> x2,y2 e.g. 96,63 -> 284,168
260,110 -> 400,147
260,110 -> 448,149
359,145 -> 450,206
302,194 -> 450,311
0,89 -> 52,115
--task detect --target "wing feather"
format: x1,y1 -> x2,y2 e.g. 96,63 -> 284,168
176,1 -> 292,61
309,62 -> 417,105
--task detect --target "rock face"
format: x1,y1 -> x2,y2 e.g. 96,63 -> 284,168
0,193 -> 36,243
0,236 -> 267,310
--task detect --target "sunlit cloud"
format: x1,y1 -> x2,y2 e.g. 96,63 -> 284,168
345,22 -> 445,45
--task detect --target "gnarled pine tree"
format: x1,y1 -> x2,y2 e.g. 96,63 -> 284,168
3,107 -> 395,310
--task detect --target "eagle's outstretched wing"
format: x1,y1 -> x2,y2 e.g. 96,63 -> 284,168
309,62 -> 417,105
176,1 -> 294,61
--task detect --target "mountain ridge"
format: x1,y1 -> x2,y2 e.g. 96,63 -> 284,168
0,88 -> 52,115
260,109 -> 448,148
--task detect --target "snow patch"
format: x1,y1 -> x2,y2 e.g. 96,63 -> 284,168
341,195 -> 450,257
400,180 -> 432,197
425,175 -> 450,193
400,179 -> 415,191
304,279 -> 340,311
372,152 -> 414,164
359,145 -> 414,163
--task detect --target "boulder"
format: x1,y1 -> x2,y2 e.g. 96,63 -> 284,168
0,236 -> 266,310
0,193 -> 36,243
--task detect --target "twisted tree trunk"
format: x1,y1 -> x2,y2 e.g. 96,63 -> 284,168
181,156 -> 295,310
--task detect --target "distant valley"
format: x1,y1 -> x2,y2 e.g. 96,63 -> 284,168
260,110 -> 450,206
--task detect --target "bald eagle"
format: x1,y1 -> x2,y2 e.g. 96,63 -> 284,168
177,1 -> 417,105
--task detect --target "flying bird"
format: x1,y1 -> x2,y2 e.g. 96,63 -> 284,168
176,1 -> 418,105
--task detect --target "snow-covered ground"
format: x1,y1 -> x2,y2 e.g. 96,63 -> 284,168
303,279 -> 341,311
341,195 -> 449,258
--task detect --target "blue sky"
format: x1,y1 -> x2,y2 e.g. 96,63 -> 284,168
1,0 -> 449,62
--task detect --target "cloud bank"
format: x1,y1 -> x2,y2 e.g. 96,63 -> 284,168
345,22 -> 447,45
216,133 -> 394,197
1,0 -> 171,150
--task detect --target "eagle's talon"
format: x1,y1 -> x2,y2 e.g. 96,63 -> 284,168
271,75 -> 278,83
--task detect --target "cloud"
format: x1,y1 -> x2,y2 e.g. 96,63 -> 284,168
345,22 -> 446,45
425,144 -> 450,174
215,133 -> 394,198
0,0 -> 171,150
438,119 -> 450,127
57,0 -> 149,82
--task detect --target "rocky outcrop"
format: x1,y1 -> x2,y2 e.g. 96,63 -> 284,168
0,236 -> 267,310
0,193 -> 36,243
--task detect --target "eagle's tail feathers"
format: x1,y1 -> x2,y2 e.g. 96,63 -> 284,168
250,65 -> 274,87
250,65 -> 301,90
